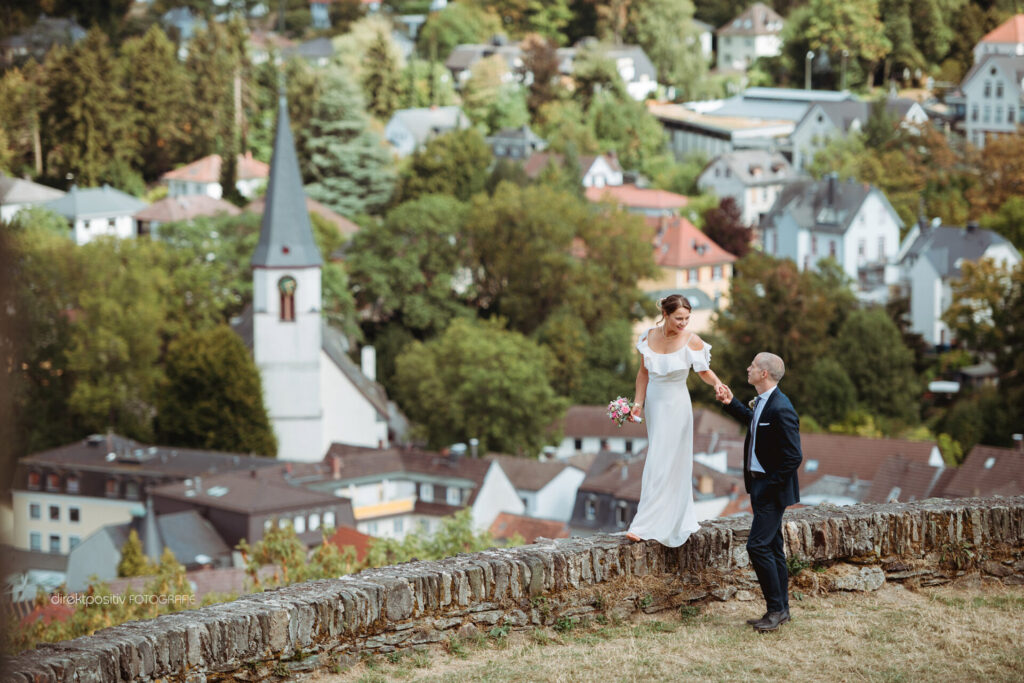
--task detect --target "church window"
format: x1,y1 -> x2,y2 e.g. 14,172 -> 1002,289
278,276 -> 297,322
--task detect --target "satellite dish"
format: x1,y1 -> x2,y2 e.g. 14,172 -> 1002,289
194,554 -> 212,565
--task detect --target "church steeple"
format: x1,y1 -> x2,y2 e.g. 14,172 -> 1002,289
251,94 -> 322,268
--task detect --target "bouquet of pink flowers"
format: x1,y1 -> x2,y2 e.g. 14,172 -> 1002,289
607,396 -> 642,427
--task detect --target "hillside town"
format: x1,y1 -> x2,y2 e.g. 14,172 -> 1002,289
1,0 -> 1022,654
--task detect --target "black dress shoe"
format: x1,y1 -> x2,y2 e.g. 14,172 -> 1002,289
745,612 -> 769,625
752,610 -> 790,631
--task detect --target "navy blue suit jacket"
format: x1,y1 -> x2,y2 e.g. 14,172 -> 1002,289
724,389 -> 802,508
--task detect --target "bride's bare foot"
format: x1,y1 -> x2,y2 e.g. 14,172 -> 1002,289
626,532 -> 642,542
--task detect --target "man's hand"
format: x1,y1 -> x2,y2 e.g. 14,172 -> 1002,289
715,383 -> 733,404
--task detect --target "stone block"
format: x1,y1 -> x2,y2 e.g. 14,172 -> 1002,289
824,564 -> 886,592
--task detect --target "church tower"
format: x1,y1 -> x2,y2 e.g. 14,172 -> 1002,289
251,94 -> 324,462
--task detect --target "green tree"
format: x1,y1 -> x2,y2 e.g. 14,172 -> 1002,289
238,525 -> 358,590
304,64 -> 396,216
460,54 -> 511,126
65,239 -> 172,441
833,308 -> 920,424
575,319 -> 641,404
803,357 -> 857,427
0,60 -> 46,176
944,259 -> 1024,399
401,58 -> 458,108
156,325 -> 277,456
393,317 -> 567,453
571,43 -> 628,110
335,14 -> 406,86
346,194 -> 472,336
395,129 -> 492,203
462,182 -> 655,335
416,2 -> 502,61
362,28 -> 405,120
628,0 -> 706,96
589,93 -> 667,179
120,25 -> 193,181
118,529 -> 156,578
5,223 -> 83,456
183,20 -> 248,161
980,196 -> 1024,252
42,28 -> 135,186
715,252 -> 856,410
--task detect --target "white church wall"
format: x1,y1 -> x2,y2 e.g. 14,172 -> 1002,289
321,349 -> 388,449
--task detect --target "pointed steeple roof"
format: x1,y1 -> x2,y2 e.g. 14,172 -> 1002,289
251,95 -> 323,268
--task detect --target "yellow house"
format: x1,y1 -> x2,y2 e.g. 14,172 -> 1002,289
637,216 -> 738,336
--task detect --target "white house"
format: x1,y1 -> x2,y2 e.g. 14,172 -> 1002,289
384,106 -> 472,157
897,221 -> 1021,346
445,39 -> 658,101
697,150 -> 800,226
960,53 -> 1024,149
241,96 -> 404,461
41,185 -> 148,245
485,454 -> 585,523
0,175 -> 65,223
715,2 -> 784,72
318,445 -> 525,538
761,174 -> 904,299
523,151 -> 624,188
971,13 -> 1024,63
161,152 -> 269,199
789,97 -> 930,170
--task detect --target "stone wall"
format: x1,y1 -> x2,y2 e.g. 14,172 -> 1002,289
5,497 -> 1024,682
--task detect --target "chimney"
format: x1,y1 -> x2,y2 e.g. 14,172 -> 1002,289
827,172 -> 837,207
620,463 -> 629,480
966,220 -> 978,233
469,438 -> 479,459
331,454 -> 342,480
361,345 -> 377,382
728,482 -> 739,500
449,443 -> 467,464
250,468 -> 257,478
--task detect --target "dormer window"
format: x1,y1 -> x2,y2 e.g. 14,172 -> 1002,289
27,472 -> 41,490
585,495 -> 597,521
66,475 -> 80,494
45,473 -> 61,492
105,478 -> 119,497
278,276 -> 296,322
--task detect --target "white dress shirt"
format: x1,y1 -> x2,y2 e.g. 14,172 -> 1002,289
749,385 -> 777,474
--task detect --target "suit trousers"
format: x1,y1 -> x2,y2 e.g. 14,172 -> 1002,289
747,479 -> 789,613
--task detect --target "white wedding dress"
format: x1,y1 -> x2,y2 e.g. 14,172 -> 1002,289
627,329 -> 711,547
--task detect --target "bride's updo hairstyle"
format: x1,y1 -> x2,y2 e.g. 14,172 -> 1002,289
655,294 -> 692,324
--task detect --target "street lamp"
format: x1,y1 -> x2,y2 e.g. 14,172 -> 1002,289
841,50 -> 849,91
805,51 -> 814,90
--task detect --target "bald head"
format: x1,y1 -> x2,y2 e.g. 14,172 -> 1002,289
754,352 -> 785,382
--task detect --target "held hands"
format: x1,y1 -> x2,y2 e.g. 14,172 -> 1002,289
714,383 -> 733,404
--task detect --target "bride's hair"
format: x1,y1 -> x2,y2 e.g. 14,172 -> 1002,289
656,294 -> 692,324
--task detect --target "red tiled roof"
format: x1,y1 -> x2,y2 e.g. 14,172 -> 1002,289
941,445 -> 1024,498
799,434 -> 938,485
980,14 -> 1024,44
161,153 -> 270,184
585,184 -> 689,211
861,455 -> 947,503
135,194 -> 241,222
561,405 -> 648,439
326,525 -> 374,562
489,512 -> 569,543
646,216 -> 738,269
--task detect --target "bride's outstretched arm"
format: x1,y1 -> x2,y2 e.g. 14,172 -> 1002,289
631,362 -> 648,421
696,368 -> 727,398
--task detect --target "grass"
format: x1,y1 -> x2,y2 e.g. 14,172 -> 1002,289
313,582 -> 1024,682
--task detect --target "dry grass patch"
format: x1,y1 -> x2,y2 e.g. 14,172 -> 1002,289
314,582 -> 1024,683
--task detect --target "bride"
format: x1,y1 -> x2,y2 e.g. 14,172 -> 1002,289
626,294 -> 729,546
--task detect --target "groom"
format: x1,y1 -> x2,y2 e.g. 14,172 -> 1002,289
718,352 -> 802,632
